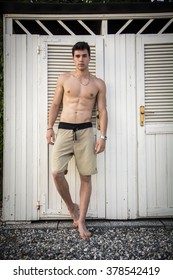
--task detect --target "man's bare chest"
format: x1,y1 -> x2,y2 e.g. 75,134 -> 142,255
63,80 -> 98,100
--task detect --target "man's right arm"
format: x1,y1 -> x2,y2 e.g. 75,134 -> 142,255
46,76 -> 64,145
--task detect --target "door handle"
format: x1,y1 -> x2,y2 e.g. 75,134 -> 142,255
140,106 -> 145,126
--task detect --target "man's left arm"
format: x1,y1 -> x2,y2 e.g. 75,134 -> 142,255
95,80 -> 108,154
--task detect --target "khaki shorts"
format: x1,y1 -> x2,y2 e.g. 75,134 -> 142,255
52,122 -> 97,176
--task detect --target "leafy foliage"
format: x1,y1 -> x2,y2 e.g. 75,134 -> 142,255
0,15 -> 3,201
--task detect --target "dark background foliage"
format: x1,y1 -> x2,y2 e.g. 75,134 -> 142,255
0,15 -> 3,203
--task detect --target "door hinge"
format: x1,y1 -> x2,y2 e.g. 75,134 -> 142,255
128,208 -> 131,219
37,46 -> 40,55
36,201 -> 40,210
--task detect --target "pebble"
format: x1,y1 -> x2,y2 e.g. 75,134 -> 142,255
0,225 -> 173,260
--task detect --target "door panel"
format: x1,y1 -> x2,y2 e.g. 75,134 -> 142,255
39,36 -> 105,219
137,35 -> 173,217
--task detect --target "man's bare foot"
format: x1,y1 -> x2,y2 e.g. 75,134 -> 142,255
77,221 -> 92,240
68,203 -> 79,227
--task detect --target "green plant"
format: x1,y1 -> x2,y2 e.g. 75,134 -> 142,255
0,15 -> 3,203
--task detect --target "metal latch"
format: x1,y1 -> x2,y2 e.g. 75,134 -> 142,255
140,106 -> 145,127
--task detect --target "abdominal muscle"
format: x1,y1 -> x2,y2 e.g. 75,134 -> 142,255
60,99 -> 94,123
60,102 -> 94,123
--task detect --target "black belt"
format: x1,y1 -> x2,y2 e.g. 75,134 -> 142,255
59,122 -> 92,141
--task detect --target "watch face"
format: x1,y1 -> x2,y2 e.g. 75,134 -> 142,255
101,136 -> 107,140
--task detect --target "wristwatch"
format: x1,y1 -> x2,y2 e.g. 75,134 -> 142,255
100,135 -> 107,140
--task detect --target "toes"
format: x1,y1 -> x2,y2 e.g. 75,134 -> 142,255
80,233 -> 91,240
78,228 -> 92,240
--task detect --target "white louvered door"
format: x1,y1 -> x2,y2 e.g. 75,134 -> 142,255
137,35 -> 173,217
39,36 -> 105,219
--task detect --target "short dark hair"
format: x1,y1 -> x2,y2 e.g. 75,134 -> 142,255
72,41 -> 90,57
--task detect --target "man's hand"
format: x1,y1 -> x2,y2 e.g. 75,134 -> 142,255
95,138 -> 106,154
46,129 -> 55,145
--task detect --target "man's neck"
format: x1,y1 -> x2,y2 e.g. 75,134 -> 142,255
74,70 -> 90,78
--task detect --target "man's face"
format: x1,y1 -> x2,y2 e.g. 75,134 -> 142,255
73,49 -> 90,71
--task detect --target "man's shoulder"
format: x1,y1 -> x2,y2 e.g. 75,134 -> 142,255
91,74 -> 105,87
59,72 -> 71,80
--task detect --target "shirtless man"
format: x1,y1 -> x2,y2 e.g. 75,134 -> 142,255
46,42 -> 107,240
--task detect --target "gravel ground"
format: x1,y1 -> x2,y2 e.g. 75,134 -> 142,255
0,221 -> 173,260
